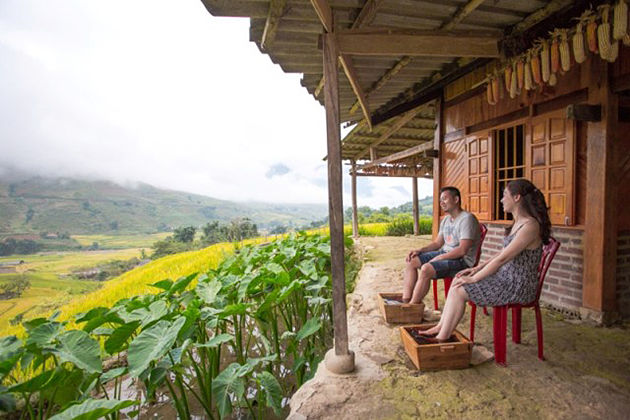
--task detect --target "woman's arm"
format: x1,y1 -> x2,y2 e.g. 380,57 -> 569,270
454,222 -> 539,286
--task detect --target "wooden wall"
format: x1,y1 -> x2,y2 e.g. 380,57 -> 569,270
617,97 -> 630,231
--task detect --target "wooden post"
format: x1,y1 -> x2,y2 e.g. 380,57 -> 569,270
412,176 -> 419,235
322,33 -> 353,368
583,58 -> 618,317
432,95 -> 443,239
351,160 -> 359,238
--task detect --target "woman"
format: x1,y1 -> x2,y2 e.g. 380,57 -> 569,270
421,179 -> 551,342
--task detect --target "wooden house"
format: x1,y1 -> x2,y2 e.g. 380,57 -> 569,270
202,0 -> 630,371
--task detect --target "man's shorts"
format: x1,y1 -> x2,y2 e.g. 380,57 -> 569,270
417,250 -> 469,279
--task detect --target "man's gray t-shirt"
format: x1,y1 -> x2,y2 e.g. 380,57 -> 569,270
439,211 -> 480,267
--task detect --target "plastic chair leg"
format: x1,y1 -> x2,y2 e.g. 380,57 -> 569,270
469,303 -> 477,342
493,305 -> 508,366
535,305 -> 545,361
432,279 -> 439,310
511,307 -> 522,344
444,277 -> 453,300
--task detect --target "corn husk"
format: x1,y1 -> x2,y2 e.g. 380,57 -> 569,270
549,72 -> 558,87
551,36 -> 560,73
559,30 -> 571,72
613,0 -> 628,40
608,40 -> 619,62
525,54 -> 533,90
504,65 -> 512,92
516,59 -> 524,89
509,63 -> 518,99
540,39 -> 551,82
598,5 -> 612,60
531,50 -> 542,86
573,22 -> 586,63
587,17 -> 599,53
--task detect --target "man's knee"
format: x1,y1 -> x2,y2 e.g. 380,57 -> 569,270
419,263 -> 435,279
406,257 -> 421,269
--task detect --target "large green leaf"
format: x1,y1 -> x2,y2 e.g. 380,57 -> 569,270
54,330 -> 102,374
195,333 -> 233,349
169,272 -> 197,295
8,369 -> 57,393
104,321 -> 140,355
127,317 -> 186,377
0,385 -> 16,413
48,398 -> 136,420
212,363 -> 245,419
0,336 -> 22,376
258,371 -> 283,416
125,300 -> 168,327
296,318 -> 321,341
26,321 -> 64,348
100,367 -> 126,384
150,279 -> 173,291
196,278 -> 222,305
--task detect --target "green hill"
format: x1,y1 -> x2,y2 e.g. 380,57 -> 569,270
0,176 -> 328,235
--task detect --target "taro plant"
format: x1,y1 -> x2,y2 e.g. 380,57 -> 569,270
0,233 -> 348,419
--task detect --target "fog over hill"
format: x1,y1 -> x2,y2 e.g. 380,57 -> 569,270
0,172 -> 329,235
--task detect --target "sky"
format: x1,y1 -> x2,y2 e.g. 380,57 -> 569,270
0,0 -> 434,209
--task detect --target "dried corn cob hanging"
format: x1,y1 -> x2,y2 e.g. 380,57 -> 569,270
573,19 -> 586,63
504,64 -> 512,92
549,72 -> 558,87
516,58 -> 524,89
586,11 -> 599,53
608,40 -> 620,62
559,29 -> 571,72
509,62 -> 518,99
550,32 -> 560,73
531,49 -> 542,86
613,0 -> 628,40
598,5 -> 612,61
525,53 -> 533,90
624,33 -> 630,46
491,76 -> 500,103
539,39 -> 551,82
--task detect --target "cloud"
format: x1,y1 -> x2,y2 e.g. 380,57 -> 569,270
265,163 -> 290,178
0,0 -> 434,209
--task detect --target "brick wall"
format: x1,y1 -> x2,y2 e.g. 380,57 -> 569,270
479,223 -> 584,312
617,231 -> 630,317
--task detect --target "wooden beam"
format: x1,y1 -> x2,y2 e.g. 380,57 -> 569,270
317,0 -> 385,103
441,0 -> 487,30
335,29 -> 501,57
566,104 -> 601,122
310,0 -> 333,32
349,0 -> 485,115
339,54 -> 372,129
356,107 -> 422,159
423,149 -> 439,158
322,32 -> 353,365
432,95 -> 443,239
260,0 -> 287,50
356,166 -> 432,178
612,73 -> 630,93
508,0 -> 574,36
351,160 -> 359,238
358,141 -> 434,170
583,57 -> 618,314
412,177 -> 419,235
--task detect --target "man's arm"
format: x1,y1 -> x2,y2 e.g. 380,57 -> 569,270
430,238 -> 473,261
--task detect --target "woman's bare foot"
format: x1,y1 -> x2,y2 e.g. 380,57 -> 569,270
418,325 -> 440,336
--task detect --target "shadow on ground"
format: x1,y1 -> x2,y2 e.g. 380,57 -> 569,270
288,236 -> 630,419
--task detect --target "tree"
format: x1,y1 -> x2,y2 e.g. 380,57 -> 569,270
173,226 -> 196,243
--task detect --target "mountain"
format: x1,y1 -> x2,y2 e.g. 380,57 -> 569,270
0,176 -> 328,235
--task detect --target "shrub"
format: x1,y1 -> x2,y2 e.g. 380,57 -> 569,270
385,216 -> 432,236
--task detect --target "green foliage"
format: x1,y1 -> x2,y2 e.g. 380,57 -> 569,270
0,233 -> 358,419
201,218 -> 259,245
0,238 -> 41,256
173,226 -> 196,243
0,276 -> 30,299
385,216 -> 432,236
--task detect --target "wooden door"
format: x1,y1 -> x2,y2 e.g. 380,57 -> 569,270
527,110 -> 576,225
466,134 -> 491,221
441,137 -> 468,212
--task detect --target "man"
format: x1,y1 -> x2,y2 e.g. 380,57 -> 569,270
402,186 -> 480,304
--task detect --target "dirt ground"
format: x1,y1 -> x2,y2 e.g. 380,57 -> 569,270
288,236 -> 630,419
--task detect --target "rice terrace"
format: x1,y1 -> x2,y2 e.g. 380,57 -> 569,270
2,0 -> 630,419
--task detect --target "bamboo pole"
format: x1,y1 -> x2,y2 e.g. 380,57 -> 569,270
412,176 -> 419,235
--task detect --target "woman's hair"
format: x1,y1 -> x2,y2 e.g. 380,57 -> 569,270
504,179 -> 551,244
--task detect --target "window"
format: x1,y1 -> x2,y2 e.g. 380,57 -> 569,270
494,124 -> 525,220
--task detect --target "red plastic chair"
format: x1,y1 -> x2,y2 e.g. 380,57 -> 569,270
468,237 -> 561,366
432,223 -> 488,310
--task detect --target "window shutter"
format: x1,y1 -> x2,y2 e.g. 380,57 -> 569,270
526,110 -> 576,225
466,134 -> 491,220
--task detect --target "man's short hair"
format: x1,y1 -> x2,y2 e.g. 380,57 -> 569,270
440,186 -> 461,205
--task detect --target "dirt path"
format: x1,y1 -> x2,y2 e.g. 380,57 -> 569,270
288,236 -> 630,419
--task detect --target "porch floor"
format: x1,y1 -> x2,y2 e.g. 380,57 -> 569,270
288,236 -> 630,419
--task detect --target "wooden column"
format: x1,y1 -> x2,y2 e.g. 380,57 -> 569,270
432,96 -> 443,239
323,33 -> 351,357
412,176 -> 419,235
583,58 -> 618,314
351,160 -> 359,238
